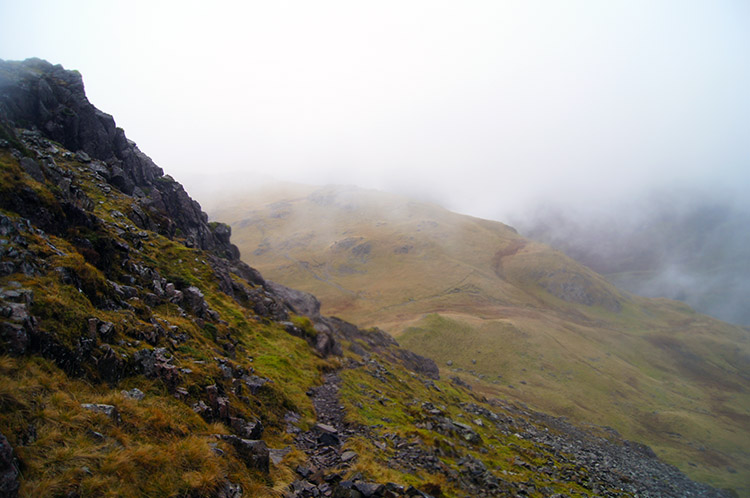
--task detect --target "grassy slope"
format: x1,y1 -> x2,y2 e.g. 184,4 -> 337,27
1,143 -> 648,498
0,150 -> 331,496
212,183 -> 750,495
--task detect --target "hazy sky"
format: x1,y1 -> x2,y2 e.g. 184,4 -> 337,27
2,0 -> 749,219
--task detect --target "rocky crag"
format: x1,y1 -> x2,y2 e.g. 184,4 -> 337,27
0,58 -> 733,497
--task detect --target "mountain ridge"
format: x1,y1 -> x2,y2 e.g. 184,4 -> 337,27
0,58 -> 741,497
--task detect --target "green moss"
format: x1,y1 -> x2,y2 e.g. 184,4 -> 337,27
154,174 -> 176,185
0,152 -> 60,212
290,315 -> 317,339
0,124 -> 28,154
202,322 -> 218,341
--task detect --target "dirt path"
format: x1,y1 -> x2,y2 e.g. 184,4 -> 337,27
492,239 -> 526,278
293,372 -> 356,474
311,372 -> 346,428
288,370 -> 441,498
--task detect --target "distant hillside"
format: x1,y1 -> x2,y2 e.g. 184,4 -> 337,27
212,183 -> 750,495
512,195 -> 750,326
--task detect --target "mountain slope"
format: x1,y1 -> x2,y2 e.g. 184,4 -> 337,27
511,196 -> 750,326
1,58 -> 737,497
212,182 -> 750,495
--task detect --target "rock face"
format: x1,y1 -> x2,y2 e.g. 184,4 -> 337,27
266,281 -> 321,318
0,58 -> 162,191
217,435 -> 270,473
0,58 -> 238,258
0,433 -> 19,498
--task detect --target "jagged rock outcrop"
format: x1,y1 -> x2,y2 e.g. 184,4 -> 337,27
269,282 -> 439,377
0,58 -> 238,258
0,58 -> 162,191
267,280 -> 321,318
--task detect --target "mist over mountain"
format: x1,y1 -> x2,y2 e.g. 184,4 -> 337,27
3,1 -> 749,495
4,1 -> 750,235
511,190 -> 750,326
6,58 -> 746,497
210,181 -> 750,495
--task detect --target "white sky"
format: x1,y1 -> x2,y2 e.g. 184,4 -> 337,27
2,0 -> 749,219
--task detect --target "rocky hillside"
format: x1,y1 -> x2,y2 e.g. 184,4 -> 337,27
0,58 -> 737,497
211,183 -> 750,496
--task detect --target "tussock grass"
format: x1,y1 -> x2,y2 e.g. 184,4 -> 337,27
0,355 -> 293,497
0,150 -> 341,496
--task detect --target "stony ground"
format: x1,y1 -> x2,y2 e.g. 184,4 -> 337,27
282,361 -> 731,498
287,370 -> 440,498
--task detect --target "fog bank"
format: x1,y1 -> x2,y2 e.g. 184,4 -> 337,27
511,189 -> 750,326
2,1 -> 749,223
